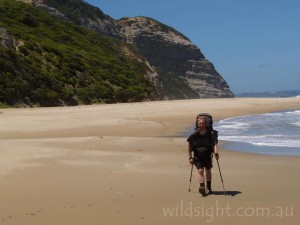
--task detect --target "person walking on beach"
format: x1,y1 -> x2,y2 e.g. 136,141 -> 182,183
187,115 -> 219,196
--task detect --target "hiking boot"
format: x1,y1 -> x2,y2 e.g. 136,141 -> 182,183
199,186 -> 207,196
206,182 -> 212,194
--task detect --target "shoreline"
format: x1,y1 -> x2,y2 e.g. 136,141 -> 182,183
0,98 -> 300,225
179,107 -> 300,157
221,140 -> 300,156
216,108 -> 300,157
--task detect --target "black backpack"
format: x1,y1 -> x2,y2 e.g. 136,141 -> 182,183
195,113 -> 218,144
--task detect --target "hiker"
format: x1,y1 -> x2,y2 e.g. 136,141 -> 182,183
187,115 -> 219,196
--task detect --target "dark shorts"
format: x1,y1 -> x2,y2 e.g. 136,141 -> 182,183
194,152 -> 213,169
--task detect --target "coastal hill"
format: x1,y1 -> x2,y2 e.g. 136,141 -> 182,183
0,0 -> 233,107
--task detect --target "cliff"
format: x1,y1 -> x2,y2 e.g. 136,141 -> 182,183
7,0 -> 234,106
18,0 -> 234,99
117,17 -> 233,98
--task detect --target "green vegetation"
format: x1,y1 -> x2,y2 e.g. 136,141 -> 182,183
43,0 -> 107,24
157,70 -> 199,99
0,0 -> 157,107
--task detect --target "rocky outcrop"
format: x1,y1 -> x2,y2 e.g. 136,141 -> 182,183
18,0 -> 124,40
117,17 -> 233,98
0,26 -> 15,48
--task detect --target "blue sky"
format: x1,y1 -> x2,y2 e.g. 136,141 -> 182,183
85,0 -> 300,93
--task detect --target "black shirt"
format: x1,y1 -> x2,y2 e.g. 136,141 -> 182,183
187,129 -> 216,155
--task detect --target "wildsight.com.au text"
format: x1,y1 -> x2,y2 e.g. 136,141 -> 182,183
162,200 -> 293,222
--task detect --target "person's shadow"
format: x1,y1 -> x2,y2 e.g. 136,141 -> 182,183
211,190 -> 242,196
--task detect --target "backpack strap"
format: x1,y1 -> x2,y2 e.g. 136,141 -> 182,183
209,129 -> 218,146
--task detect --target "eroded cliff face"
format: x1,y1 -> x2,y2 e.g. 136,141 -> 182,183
117,17 -> 234,98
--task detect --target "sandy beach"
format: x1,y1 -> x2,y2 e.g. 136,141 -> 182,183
0,98 -> 299,225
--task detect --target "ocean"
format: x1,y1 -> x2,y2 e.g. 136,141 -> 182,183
213,110 -> 300,156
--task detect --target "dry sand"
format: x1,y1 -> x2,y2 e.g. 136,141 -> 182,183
0,98 -> 299,225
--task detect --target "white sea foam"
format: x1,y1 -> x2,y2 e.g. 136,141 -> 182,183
215,110 -> 300,155
292,122 -> 300,127
217,122 -> 250,129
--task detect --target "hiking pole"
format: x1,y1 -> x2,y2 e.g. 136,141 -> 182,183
216,158 -> 226,196
188,164 -> 194,192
